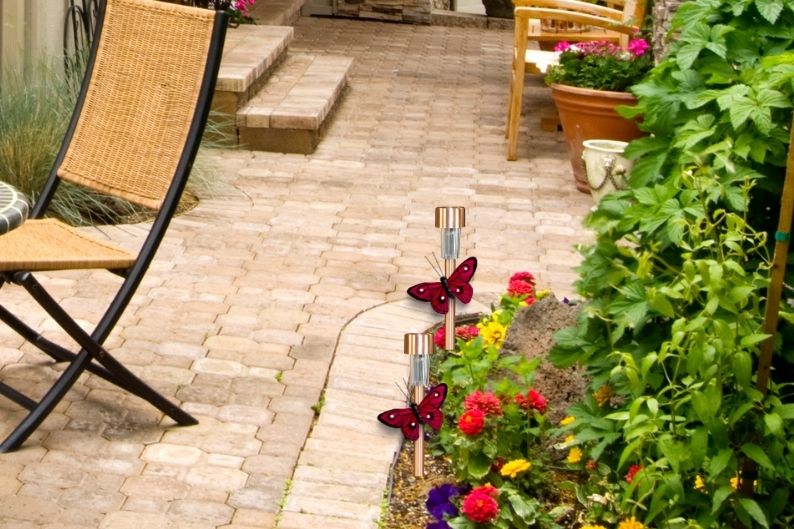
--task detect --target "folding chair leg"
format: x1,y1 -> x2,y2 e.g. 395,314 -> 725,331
14,274 -> 197,427
0,381 -> 37,410
0,350 -> 91,453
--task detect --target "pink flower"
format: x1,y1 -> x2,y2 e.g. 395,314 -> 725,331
628,38 -> 650,57
233,0 -> 255,15
458,409 -> 486,436
554,41 -> 572,52
464,390 -> 503,416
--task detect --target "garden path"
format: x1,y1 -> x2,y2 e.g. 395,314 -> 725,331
0,16 -> 592,529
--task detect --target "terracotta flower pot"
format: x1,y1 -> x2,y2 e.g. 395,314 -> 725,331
550,83 -> 645,194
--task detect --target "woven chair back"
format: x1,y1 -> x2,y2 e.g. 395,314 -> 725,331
57,0 -> 217,210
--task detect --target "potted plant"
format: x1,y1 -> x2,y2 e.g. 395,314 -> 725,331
545,38 -> 652,193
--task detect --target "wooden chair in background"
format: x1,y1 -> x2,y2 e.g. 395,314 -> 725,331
506,0 -> 646,160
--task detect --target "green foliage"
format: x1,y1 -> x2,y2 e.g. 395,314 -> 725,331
549,0 -> 794,527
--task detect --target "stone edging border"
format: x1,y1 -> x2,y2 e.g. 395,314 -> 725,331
277,298 -> 487,529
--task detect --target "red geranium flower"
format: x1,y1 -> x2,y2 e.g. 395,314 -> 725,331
433,326 -> 446,348
528,389 -> 547,413
434,325 -> 480,348
456,324 -> 479,341
458,409 -> 485,436
516,389 -> 547,414
625,464 -> 642,484
464,390 -> 503,416
507,279 -> 535,297
509,271 -> 536,285
461,485 -> 500,523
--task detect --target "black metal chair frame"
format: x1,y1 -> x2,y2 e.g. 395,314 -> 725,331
0,1 -> 228,453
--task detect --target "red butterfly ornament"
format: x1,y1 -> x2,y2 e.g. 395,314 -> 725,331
407,257 -> 477,314
377,383 -> 448,441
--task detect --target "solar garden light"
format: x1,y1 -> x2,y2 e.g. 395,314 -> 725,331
435,206 -> 466,350
405,332 -> 432,477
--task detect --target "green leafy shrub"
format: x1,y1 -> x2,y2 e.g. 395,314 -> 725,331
550,0 -> 794,527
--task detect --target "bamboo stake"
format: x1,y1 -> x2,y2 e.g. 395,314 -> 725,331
739,114 -> 794,502
756,116 -> 794,396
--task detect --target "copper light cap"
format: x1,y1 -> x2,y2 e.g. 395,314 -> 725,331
404,333 -> 433,355
435,207 -> 466,229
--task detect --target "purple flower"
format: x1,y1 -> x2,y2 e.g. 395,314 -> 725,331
628,38 -> 650,57
426,483 -> 461,522
554,41 -> 572,52
427,522 -> 452,529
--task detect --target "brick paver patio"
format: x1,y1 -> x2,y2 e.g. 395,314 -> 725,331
0,17 -> 592,529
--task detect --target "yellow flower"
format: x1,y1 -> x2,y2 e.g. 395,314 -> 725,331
536,289 -> 551,300
581,525 -> 608,529
566,447 -> 583,464
730,475 -> 757,490
564,434 -> 575,446
477,319 -> 508,348
694,475 -> 705,491
618,516 -> 646,529
593,385 -> 614,407
500,458 -> 532,479
560,416 -> 575,426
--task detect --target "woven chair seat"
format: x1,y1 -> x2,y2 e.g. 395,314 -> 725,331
0,0 -> 227,453
0,218 -> 134,272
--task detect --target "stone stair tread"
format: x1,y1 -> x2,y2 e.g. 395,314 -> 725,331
249,0 -> 306,26
217,25 -> 294,94
238,54 -> 353,131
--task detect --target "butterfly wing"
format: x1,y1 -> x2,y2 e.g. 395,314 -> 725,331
446,257 -> 477,304
416,383 -> 448,431
407,281 -> 450,314
377,407 -> 421,441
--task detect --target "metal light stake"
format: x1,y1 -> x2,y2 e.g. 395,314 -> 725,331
405,332 -> 432,477
435,207 -> 466,351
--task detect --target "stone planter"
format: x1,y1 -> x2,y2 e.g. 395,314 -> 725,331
550,83 -> 644,193
582,139 -> 632,202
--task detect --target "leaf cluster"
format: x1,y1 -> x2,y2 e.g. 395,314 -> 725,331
548,0 -> 794,527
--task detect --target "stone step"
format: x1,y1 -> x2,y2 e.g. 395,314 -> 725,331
213,25 -> 294,116
249,0 -> 306,26
237,54 -> 353,154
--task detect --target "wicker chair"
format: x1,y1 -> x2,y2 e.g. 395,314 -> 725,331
505,0 -> 645,161
0,0 -> 227,452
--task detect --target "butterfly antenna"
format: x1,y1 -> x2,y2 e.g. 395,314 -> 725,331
424,255 -> 442,277
431,253 -> 445,276
394,381 -> 410,401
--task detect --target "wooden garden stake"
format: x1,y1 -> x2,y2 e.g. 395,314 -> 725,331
739,115 -> 794,502
436,207 -> 466,350
756,116 -> 794,397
